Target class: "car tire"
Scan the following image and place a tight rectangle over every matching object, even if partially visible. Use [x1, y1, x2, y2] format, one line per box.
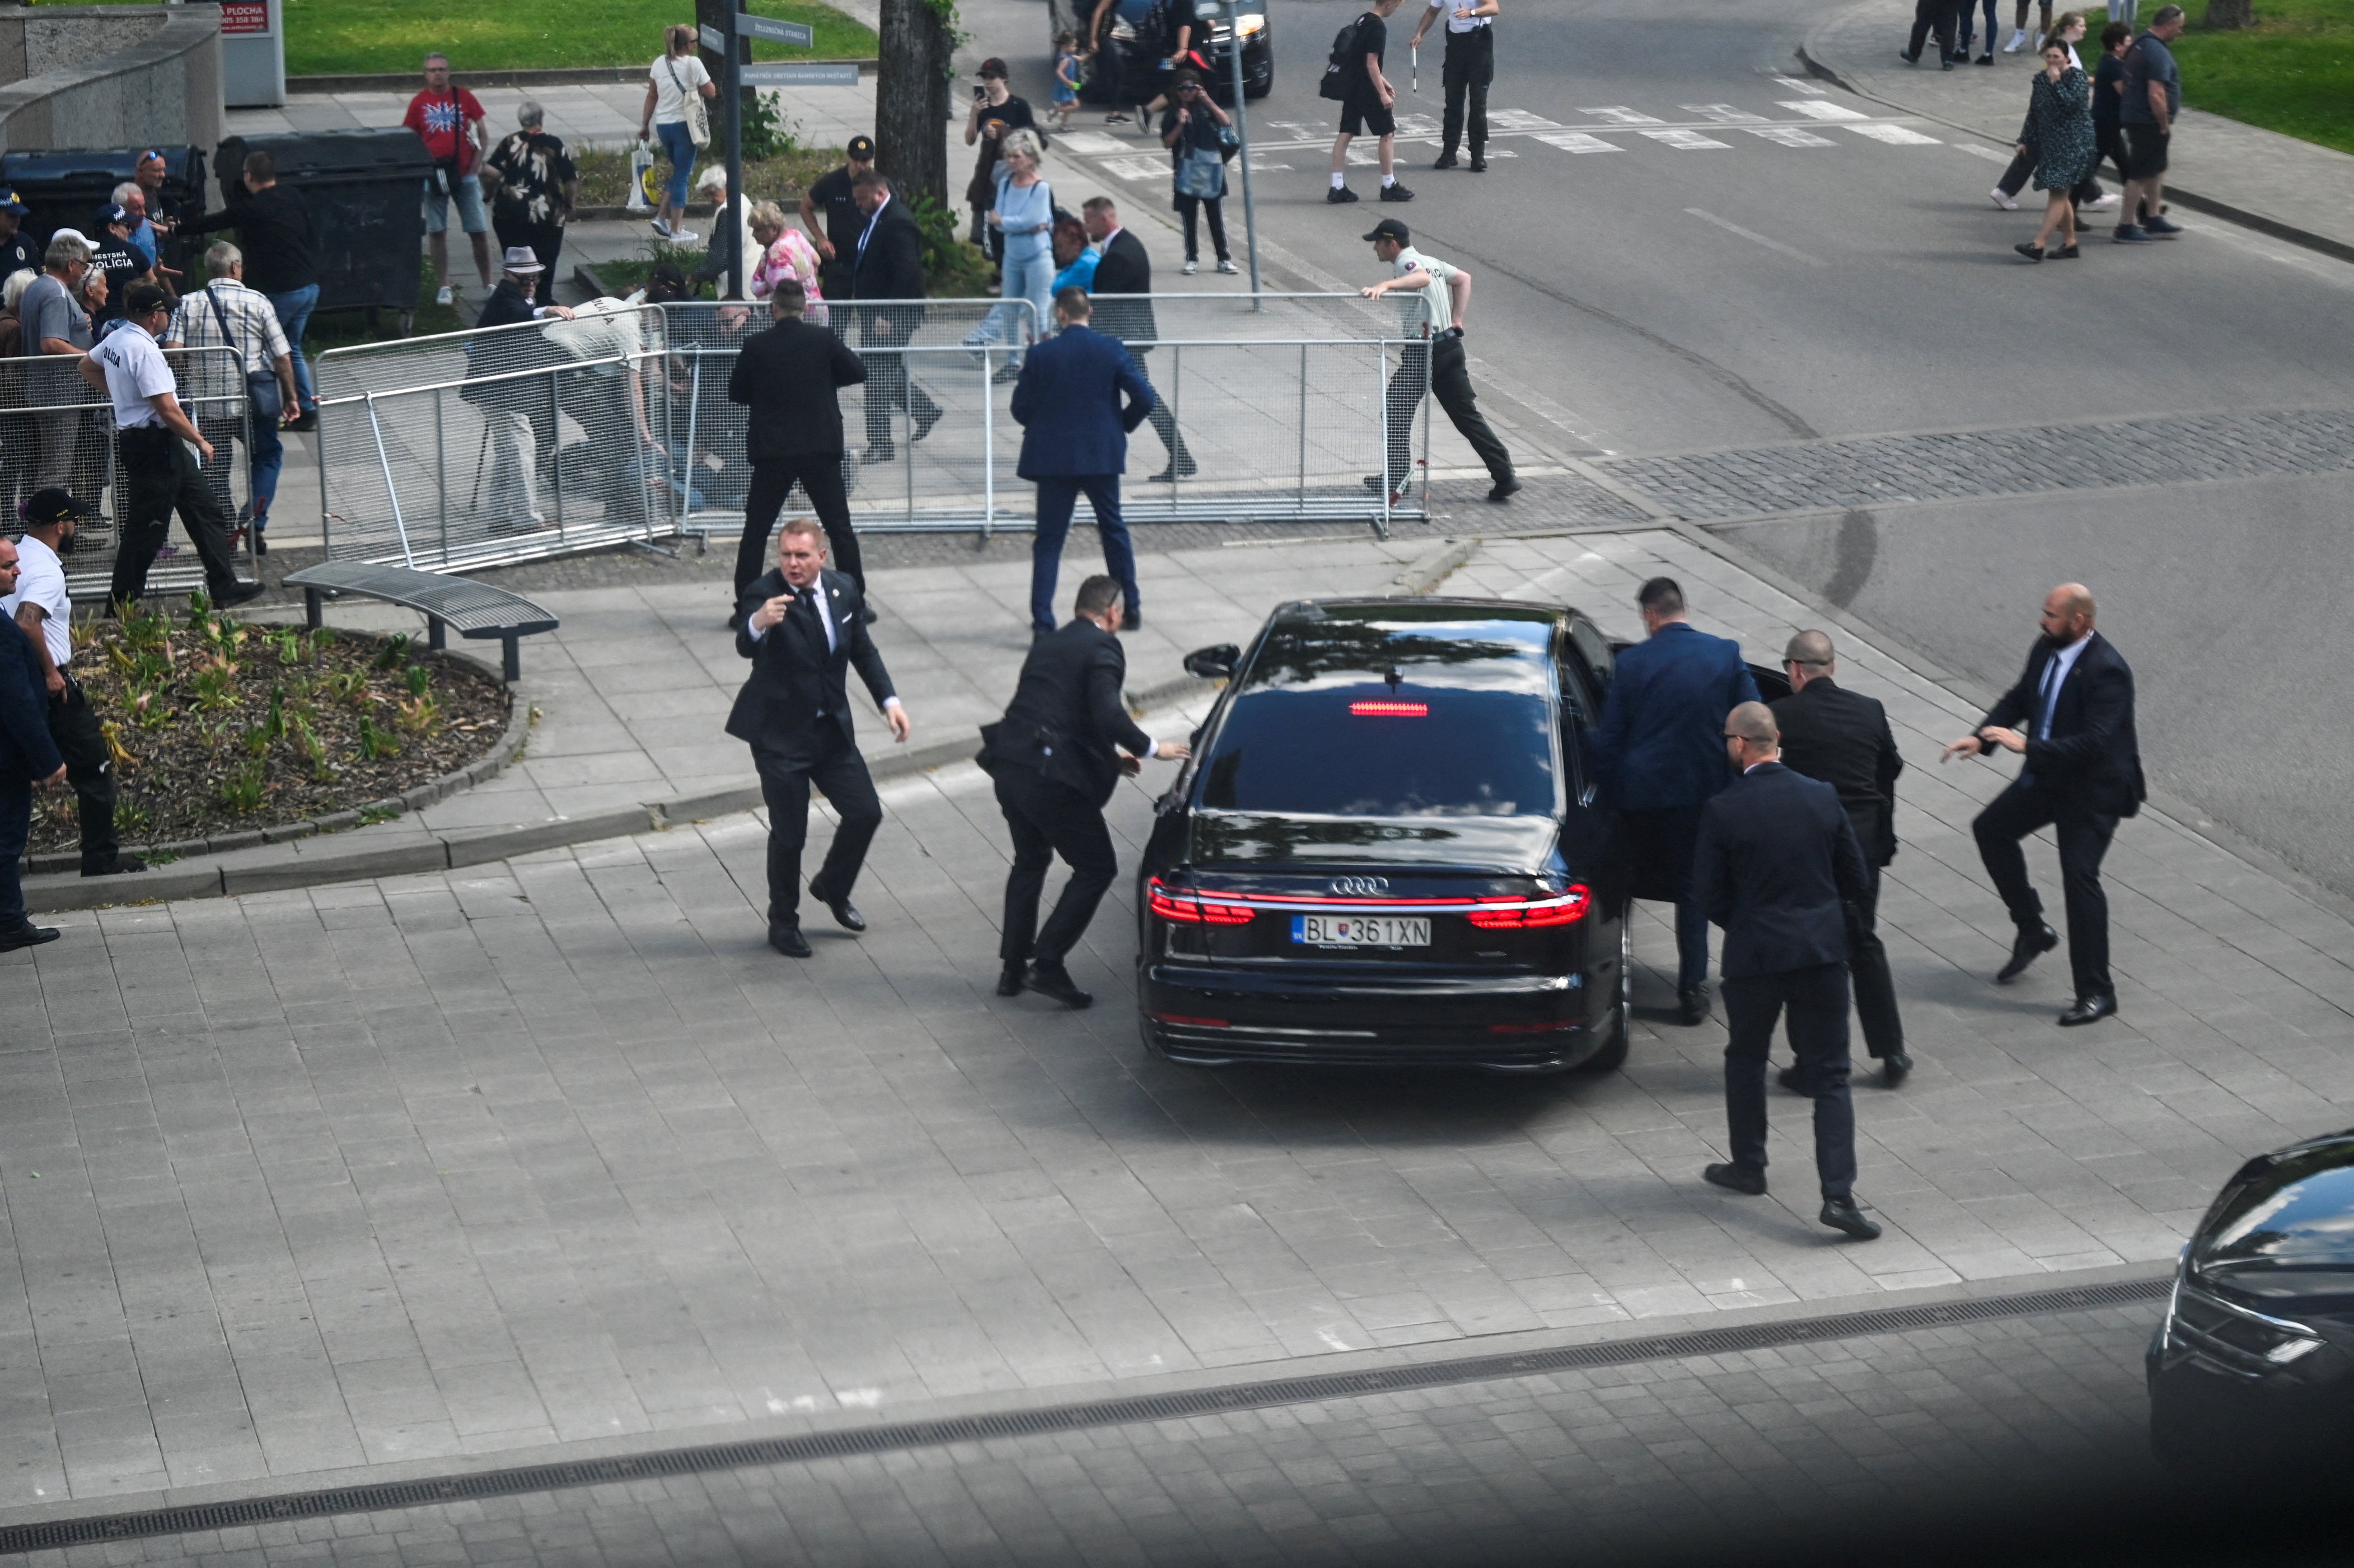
[1574, 910, 1632, 1074]
[1245, 72, 1272, 101]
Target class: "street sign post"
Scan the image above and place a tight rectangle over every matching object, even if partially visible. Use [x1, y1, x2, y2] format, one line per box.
[724, 7, 743, 298]
[1196, 0, 1264, 300]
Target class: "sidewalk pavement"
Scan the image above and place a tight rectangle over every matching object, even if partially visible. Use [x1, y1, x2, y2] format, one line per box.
[6, 523, 2352, 1513]
[1801, 0, 2354, 263]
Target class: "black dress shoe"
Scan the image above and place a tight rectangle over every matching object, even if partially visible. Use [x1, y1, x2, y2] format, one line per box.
[0, 924, 61, 952]
[1468, 156, 1487, 172]
[1996, 921, 2058, 982]
[864, 442, 895, 464]
[1821, 1195, 1882, 1239]
[2058, 994, 2117, 1027]
[1148, 460, 1199, 482]
[82, 854, 146, 878]
[912, 404, 942, 443]
[253, 529, 269, 558]
[214, 582, 266, 609]
[1678, 983, 1709, 1026]
[1777, 1064, 1815, 1096]
[769, 923, 812, 958]
[1120, 607, 1141, 631]
[859, 605, 878, 625]
[807, 878, 865, 932]
[996, 964, 1025, 998]
[1432, 151, 1458, 170]
[1703, 1162, 1767, 1196]
[1487, 475, 1521, 502]
[1024, 961, 1093, 1009]
[1882, 1050, 1912, 1087]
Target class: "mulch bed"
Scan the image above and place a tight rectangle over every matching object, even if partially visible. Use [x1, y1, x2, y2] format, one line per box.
[30, 598, 509, 855]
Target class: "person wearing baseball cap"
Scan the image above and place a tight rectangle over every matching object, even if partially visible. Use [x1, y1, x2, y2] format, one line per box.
[0, 190, 36, 280]
[801, 135, 876, 298]
[86, 203, 154, 327]
[1356, 216, 1517, 504]
[2, 489, 144, 879]
[963, 59, 1036, 255]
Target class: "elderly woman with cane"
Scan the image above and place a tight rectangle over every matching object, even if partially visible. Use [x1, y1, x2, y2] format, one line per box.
[2013, 39, 2094, 260]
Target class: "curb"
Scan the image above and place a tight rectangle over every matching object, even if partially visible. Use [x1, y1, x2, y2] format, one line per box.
[284, 63, 874, 93]
[1389, 537, 1480, 596]
[25, 673, 1215, 913]
[1791, 38, 2354, 270]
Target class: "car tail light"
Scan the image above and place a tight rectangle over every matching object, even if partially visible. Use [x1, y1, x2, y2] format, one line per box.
[1152, 1012, 1230, 1028]
[1487, 1021, 1573, 1035]
[1148, 877, 1255, 925]
[1464, 884, 1590, 928]
[1348, 700, 1428, 717]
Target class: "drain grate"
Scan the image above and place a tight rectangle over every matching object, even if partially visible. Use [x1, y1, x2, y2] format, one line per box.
[0, 1274, 2168, 1553]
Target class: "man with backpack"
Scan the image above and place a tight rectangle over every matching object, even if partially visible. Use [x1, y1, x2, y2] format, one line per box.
[1323, 0, 1414, 205]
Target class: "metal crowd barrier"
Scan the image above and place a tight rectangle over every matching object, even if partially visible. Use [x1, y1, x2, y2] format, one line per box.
[656, 292, 1432, 542]
[311, 305, 673, 572]
[0, 345, 258, 601]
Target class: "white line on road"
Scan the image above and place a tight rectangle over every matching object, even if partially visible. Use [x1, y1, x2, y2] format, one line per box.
[1579, 105, 1665, 124]
[1685, 208, 1827, 266]
[1642, 129, 1733, 149]
[1532, 132, 1623, 153]
[1780, 99, 1871, 120]
[1951, 142, 2016, 162]
[1683, 104, 1768, 123]
[1848, 123, 1944, 145]
[1744, 126, 1837, 147]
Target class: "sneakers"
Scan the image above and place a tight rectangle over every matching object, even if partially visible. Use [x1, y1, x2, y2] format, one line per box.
[1326, 185, 1360, 204]
[1181, 258, 1199, 275]
[1990, 186, 2018, 210]
[2144, 214, 2184, 237]
[434, 284, 455, 306]
[1379, 182, 1415, 202]
[2004, 27, 2028, 50]
[670, 228, 699, 244]
[650, 216, 674, 239]
[2084, 191, 2121, 209]
[2112, 224, 2152, 244]
[1216, 258, 1238, 274]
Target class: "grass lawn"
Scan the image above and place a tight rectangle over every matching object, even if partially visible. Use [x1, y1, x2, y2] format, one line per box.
[571, 146, 845, 208]
[2076, 1, 2354, 155]
[280, 0, 877, 76]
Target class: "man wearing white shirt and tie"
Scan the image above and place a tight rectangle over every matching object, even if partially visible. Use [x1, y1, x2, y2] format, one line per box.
[1409, 0, 1499, 172]
[725, 518, 913, 958]
[1942, 582, 2145, 1026]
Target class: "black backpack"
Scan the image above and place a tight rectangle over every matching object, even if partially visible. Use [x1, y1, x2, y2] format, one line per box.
[1319, 13, 1371, 101]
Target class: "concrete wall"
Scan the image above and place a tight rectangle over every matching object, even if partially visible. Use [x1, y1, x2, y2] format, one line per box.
[0, 5, 222, 157]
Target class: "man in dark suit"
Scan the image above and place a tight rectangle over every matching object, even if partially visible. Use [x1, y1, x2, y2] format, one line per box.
[725, 517, 914, 958]
[1693, 702, 1880, 1241]
[0, 537, 67, 952]
[1080, 196, 1194, 482]
[846, 170, 940, 461]
[1943, 582, 2144, 1026]
[1011, 288, 1156, 640]
[727, 280, 867, 614]
[1589, 577, 1761, 1024]
[1770, 629, 1911, 1087]
[980, 574, 1190, 1007]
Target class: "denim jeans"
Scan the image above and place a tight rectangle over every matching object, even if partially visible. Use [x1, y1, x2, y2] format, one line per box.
[968, 238, 1054, 368]
[656, 121, 699, 208]
[268, 283, 320, 411]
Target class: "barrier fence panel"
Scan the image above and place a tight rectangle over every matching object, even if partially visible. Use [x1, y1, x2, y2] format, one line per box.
[1, 347, 259, 602]
[654, 292, 1428, 541]
[312, 305, 674, 572]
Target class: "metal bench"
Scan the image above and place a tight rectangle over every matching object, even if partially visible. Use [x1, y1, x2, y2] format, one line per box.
[280, 563, 559, 683]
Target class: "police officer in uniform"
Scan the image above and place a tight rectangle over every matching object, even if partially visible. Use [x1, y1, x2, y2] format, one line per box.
[799, 134, 876, 301]
[1410, 0, 1499, 172]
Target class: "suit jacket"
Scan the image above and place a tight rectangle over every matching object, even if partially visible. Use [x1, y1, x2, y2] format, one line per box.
[0, 617, 63, 783]
[850, 196, 927, 302]
[1979, 631, 2145, 818]
[724, 568, 896, 756]
[474, 278, 542, 331]
[1693, 762, 1871, 981]
[728, 316, 865, 461]
[980, 617, 1155, 807]
[1589, 622, 1761, 811]
[1087, 227, 1158, 347]
[1011, 324, 1154, 480]
[1770, 676, 1903, 867]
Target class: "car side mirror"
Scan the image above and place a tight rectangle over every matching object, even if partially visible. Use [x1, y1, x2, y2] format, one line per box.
[1183, 643, 1240, 680]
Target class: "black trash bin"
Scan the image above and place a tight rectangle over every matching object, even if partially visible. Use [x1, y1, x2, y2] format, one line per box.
[213, 130, 430, 325]
[0, 145, 207, 266]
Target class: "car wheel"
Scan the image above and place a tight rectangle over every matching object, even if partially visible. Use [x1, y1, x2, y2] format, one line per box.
[1574, 910, 1631, 1074]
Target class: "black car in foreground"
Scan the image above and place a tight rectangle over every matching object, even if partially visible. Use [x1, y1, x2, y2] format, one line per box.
[2149, 1125, 2354, 1469]
[1136, 598, 1630, 1073]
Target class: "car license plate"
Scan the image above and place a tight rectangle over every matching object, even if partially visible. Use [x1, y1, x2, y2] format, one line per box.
[1292, 914, 1430, 947]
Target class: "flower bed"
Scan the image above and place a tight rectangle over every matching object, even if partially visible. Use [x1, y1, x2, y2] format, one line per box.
[32, 597, 510, 855]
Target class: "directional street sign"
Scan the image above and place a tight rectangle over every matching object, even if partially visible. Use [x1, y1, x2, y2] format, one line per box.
[738, 13, 816, 46]
[741, 62, 858, 86]
[699, 24, 724, 51]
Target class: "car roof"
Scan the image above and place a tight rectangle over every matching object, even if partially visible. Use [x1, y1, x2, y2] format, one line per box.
[1269, 597, 1580, 629]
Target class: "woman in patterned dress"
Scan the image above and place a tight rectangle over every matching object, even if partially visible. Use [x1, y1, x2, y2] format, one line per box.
[746, 201, 827, 324]
[2013, 41, 2095, 260]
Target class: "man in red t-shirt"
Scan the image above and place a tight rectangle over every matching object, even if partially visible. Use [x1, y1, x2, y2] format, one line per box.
[403, 52, 493, 302]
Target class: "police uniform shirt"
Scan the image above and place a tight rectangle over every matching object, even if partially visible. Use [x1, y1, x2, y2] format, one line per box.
[88, 319, 176, 429]
[0, 228, 37, 278]
[87, 236, 144, 324]
[1393, 244, 1459, 334]
[1426, 0, 1493, 33]
[805, 167, 866, 261]
[0, 535, 72, 671]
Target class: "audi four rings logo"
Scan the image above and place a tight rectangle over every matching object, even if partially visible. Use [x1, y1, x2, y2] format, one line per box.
[1330, 877, 1391, 896]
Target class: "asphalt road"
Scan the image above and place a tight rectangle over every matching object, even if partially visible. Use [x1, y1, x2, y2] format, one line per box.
[971, 0, 2354, 898]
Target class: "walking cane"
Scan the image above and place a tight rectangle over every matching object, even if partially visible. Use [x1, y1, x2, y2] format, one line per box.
[1411, 42, 1419, 94]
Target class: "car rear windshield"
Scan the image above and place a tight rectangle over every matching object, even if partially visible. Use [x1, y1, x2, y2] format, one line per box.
[2192, 1141, 2354, 1283]
[1197, 616, 1557, 818]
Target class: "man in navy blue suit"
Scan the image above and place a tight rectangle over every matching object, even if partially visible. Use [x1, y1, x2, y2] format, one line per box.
[0, 537, 68, 952]
[1010, 287, 1157, 640]
[1589, 576, 1761, 1024]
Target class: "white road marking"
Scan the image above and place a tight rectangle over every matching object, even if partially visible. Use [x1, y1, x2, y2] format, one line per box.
[1579, 105, 1665, 124]
[1098, 157, 1168, 181]
[1765, 73, 1828, 95]
[1684, 104, 1767, 123]
[1780, 99, 1871, 120]
[1055, 131, 1132, 155]
[1643, 129, 1733, 149]
[1394, 113, 1442, 135]
[1487, 108, 1565, 130]
[1848, 123, 1944, 144]
[1953, 142, 2016, 162]
[1686, 207, 1827, 266]
[1745, 126, 1837, 147]
[1532, 132, 1623, 153]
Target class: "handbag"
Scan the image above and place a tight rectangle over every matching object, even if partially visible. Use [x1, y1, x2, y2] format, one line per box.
[207, 285, 281, 423]
[626, 139, 657, 212]
[1217, 123, 1241, 162]
[1175, 145, 1224, 200]
[667, 56, 711, 148]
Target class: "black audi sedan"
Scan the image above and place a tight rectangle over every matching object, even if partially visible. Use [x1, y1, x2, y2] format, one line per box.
[1135, 598, 1630, 1073]
[2149, 1125, 2354, 1471]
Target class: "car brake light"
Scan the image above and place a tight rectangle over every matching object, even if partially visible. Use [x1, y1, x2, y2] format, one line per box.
[1488, 1021, 1572, 1034]
[1349, 700, 1428, 717]
[1152, 1012, 1231, 1028]
[1148, 876, 1255, 925]
[1464, 884, 1591, 929]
